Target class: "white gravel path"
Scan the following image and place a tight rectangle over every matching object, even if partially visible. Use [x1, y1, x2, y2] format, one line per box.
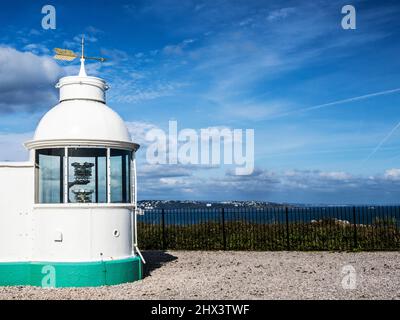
[0, 251, 399, 300]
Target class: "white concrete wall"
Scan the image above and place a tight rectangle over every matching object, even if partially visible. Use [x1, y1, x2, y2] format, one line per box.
[0, 163, 34, 262]
[0, 163, 134, 263]
[32, 207, 133, 262]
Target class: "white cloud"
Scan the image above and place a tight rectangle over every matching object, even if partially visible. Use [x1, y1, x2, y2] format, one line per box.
[267, 7, 296, 21]
[384, 168, 400, 181]
[109, 81, 187, 104]
[319, 172, 352, 181]
[227, 101, 290, 121]
[85, 26, 104, 35]
[0, 46, 63, 113]
[23, 43, 50, 55]
[73, 34, 98, 43]
[159, 178, 180, 185]
[163, 39, 196, 56]
[138, 166, 400, 204]
[126, 121, 160, 147]
[100, 48, 129, 63]
[130, 72, 145, 80]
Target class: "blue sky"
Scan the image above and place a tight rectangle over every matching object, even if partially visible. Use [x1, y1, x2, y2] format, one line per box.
[1, 0, 400, 204]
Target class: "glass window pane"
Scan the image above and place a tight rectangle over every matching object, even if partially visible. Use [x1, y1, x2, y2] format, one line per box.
[110, 149, 131, 203]
[68, 148, 107, 203]
[36, 148, 64, 204]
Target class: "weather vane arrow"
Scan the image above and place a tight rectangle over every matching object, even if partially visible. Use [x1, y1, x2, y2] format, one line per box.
[53, 35, 107, 62]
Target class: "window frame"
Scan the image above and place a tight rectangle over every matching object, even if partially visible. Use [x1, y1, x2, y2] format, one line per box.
[35, 148, 65, 204]
[66, 147, 108, 204]
[110, 148, 132, 204]
[35, 146, 134, 205]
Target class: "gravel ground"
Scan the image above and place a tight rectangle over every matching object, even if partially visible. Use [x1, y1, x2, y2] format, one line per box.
[0, 251, 399, 300]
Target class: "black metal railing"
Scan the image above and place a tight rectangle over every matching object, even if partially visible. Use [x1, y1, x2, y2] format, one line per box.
[137, 206, 400, 251]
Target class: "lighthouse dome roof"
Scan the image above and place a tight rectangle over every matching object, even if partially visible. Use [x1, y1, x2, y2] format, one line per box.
[25, 68, 138, 150]
[33, 97, 131, 143]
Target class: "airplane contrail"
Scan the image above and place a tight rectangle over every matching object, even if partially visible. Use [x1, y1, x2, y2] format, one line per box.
[363, 120, 400, 163]
[271, 87, 400, 162]
[276, 87, 400, 118]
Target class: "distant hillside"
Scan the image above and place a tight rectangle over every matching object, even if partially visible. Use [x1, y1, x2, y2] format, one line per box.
[137, 200, 288, 209]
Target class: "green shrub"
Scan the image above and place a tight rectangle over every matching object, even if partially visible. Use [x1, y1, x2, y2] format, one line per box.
[138, 219, 400, 251]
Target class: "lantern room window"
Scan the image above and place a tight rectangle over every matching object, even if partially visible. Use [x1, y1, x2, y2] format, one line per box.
[110, 149, 131, 204]
[68, 148, 107, 203]
[35, 147, 133, 205]
[36, 148, 65, 204]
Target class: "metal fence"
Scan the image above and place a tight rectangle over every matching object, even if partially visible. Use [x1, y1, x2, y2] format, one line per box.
[137, 206, 400, 251]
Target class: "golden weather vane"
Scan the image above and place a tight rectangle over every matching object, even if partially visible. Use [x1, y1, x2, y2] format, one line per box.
[53, 35, 106, 62]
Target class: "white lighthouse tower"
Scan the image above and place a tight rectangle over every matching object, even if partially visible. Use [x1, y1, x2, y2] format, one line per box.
[0, 40, 143, 287]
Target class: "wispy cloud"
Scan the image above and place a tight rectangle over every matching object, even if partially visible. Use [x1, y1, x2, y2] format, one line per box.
[158, 1, 398, 123]
[2, 1, 400, 204]
[266, 7, 296, 21]
[22, 43, 50, 55]
[109, 81, 188, 104]
[162, 39, 196, 56]
[273, 88, 400, 119]
[363, 120, 400, 162]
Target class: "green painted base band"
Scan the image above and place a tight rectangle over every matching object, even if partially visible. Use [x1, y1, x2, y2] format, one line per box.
[0, 256, 142, 288]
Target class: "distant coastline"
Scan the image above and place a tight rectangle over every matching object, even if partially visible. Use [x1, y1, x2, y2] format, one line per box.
[137, 200, 400, 210]
[137, 200, 287, 209]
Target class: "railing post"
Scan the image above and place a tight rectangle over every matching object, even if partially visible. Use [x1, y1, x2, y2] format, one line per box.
[161, 208, 166, 251]
[352, 206, 358, 249]
[221, 208, 227, 250]
[285, 207, 290, 250]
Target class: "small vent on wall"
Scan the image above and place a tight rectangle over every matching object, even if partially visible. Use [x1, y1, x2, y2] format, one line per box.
[54, 230, 63, 242]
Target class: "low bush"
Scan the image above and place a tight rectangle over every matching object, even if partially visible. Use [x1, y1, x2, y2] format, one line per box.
[138, 219, 400, 251]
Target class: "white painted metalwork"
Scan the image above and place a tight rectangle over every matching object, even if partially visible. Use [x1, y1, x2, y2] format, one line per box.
[0, 55, 142, 264]
[64, 147, 68, 204]
[107, 147, 111, 204]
